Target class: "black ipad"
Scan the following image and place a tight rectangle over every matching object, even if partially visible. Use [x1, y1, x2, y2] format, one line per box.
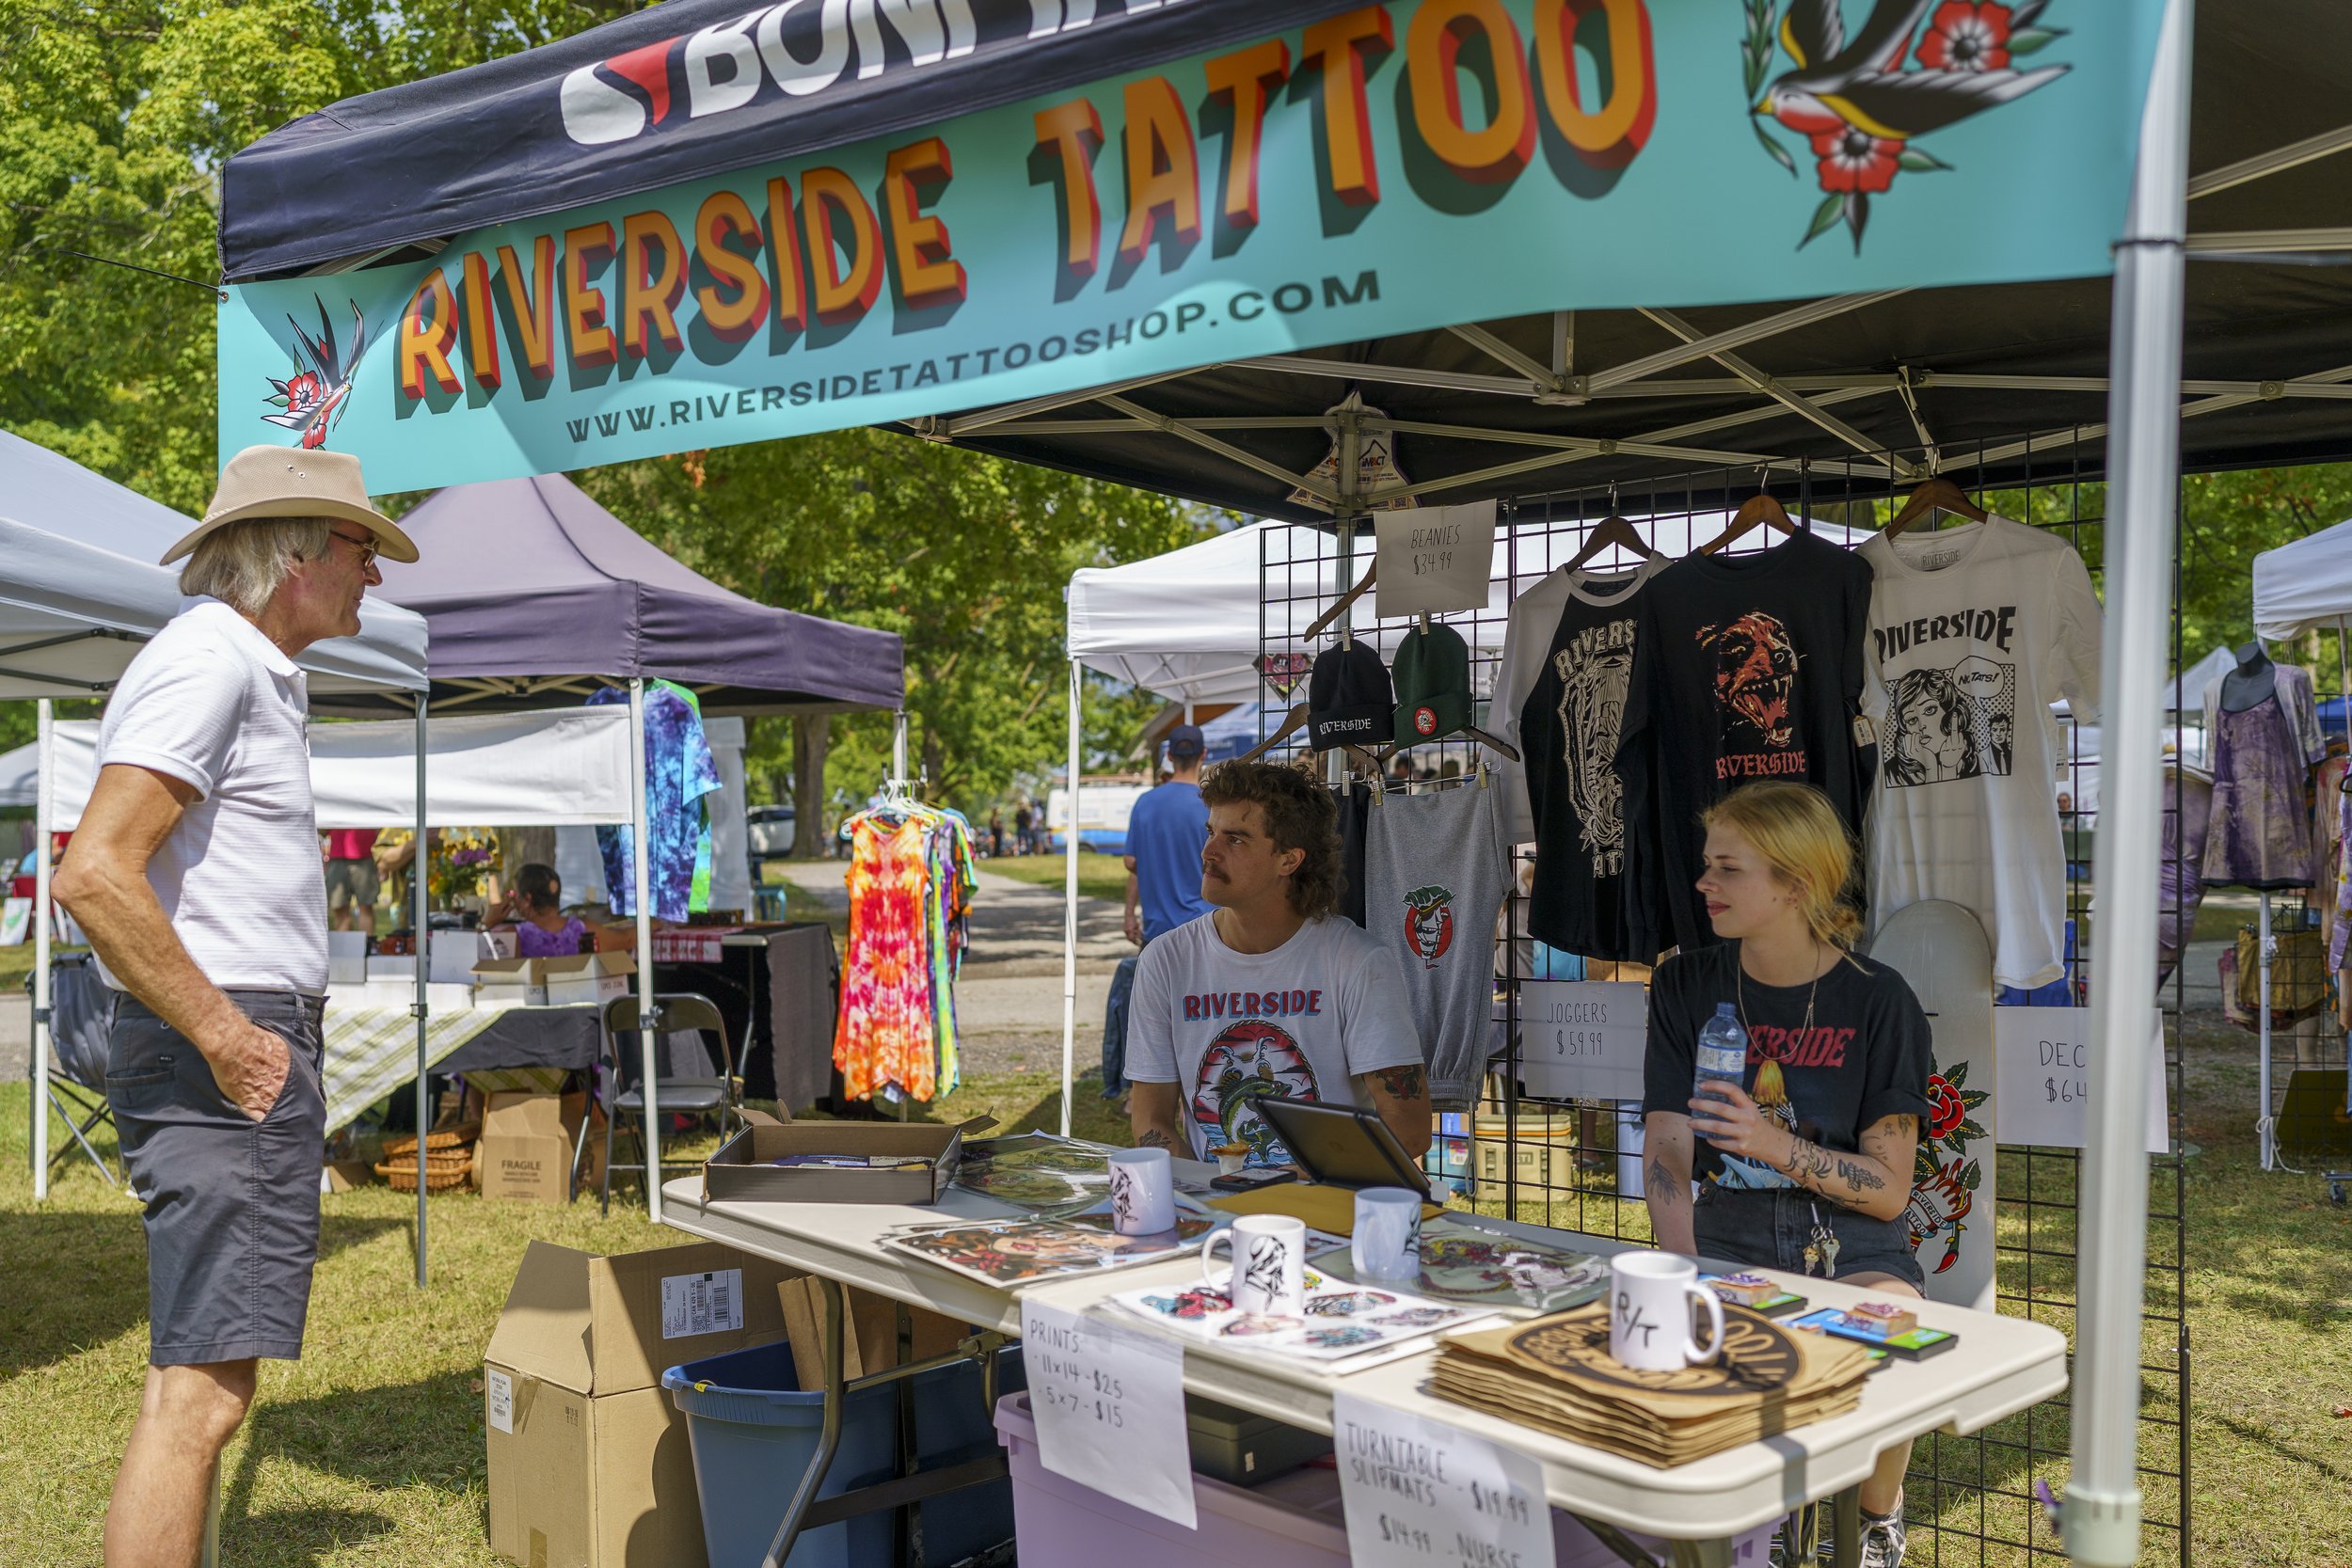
[1256, 1099, 1433, 1197]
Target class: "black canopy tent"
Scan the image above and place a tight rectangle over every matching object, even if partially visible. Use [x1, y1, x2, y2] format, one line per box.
[208, 0, 2269, 1559]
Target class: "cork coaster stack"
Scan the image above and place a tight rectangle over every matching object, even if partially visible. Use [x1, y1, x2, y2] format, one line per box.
[1430, 1302, 1872, 1467]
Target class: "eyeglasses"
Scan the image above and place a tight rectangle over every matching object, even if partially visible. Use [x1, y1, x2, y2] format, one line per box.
[327, 528, 378, 572]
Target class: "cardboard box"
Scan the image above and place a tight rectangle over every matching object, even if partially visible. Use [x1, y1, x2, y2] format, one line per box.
[369, 954, 416, 983]
[542, 951, 637, 1008]
[700, 1119, 987, 1206]
[429, 931, 494, 986]
[485, 1241, 799, 1568]
[775, 1277, 971, 1390]
[321, 1158, 376, 1193]
[480, 1092, 608, 1204]
[473, 957, 548, 1006]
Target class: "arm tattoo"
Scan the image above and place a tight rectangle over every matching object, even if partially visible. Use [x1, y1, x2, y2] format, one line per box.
[1370, 1063, 1426, 1101]
[1136, 1128, 1175, 1150]
[1646, 1158, 1683, 1204]
[1783, 1135, 1887, 1200]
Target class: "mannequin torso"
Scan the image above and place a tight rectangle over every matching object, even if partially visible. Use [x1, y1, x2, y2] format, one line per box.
[2219, 641, 2278, 712]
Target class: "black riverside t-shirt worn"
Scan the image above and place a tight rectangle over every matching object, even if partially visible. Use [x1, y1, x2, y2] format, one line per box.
[1616, 531, 1873, 952]
[1642, 942, 1932, 1187]
[1520, 572, 1656, 962]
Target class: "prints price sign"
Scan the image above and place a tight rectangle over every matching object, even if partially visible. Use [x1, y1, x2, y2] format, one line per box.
[1334, 1392, 1557, 1568]
[1020, 1299, 1196, 1528]
[1517, 982, 1647, 1101]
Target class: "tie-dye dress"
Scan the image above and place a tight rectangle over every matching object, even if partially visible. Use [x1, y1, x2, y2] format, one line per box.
[833, 814, 939, 1101]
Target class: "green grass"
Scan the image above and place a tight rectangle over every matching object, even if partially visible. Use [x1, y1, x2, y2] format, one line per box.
[980, 850, 1130, 905]
[2, 1037, 2344, 1566]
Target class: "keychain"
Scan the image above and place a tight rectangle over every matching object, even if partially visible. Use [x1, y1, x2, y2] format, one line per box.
[1805, 1205, 1839, 1277]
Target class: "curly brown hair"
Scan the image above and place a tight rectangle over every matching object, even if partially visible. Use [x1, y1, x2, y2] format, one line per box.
[1200, 760, 1344, 920]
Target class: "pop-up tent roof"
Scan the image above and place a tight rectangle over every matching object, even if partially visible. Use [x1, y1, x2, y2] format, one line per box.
[0, 429, 427, 698]
[337, 473, 902, 717]
[2252, 516, 2352, 642]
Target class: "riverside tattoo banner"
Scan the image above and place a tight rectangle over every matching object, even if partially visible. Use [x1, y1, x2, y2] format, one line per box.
[218, 0, 2164, 490]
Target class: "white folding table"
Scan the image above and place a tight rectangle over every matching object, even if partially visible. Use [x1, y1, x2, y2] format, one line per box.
[661, 1171, 2067, 1568]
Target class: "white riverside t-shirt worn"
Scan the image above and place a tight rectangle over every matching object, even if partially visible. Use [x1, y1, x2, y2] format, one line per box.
[1860, 516, 2103, 989]
[1126, 911, 1422, 1165]
[95, 597, 326, 994]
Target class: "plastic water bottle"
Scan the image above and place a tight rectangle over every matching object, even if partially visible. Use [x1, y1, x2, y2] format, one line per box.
[1692, 1004, 1748, 1146]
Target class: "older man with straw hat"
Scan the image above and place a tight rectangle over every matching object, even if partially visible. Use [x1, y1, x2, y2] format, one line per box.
[55, 446, 417, 1568]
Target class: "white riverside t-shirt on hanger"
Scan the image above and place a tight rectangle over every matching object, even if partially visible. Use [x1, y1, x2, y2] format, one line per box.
[1126, 911, 1422, 1166]
[1860, 515, 2103, 989]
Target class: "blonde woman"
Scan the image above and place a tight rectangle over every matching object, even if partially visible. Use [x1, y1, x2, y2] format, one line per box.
[1641, 781, 1931, 1568]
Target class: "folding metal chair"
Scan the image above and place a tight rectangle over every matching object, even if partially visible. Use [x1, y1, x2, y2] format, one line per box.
[594, 992, 743, 1215]
[27, 952, 119, 1186]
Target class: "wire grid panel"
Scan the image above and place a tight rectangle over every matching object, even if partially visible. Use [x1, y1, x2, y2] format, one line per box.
[1251, 451, 2190, 1568]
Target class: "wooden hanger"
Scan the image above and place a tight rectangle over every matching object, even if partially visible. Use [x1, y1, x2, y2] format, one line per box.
[1566, 488, 1663, 574]
[1232, 703, 1310, 765]
[1883, 476, 1988, 538]
[1697, 486, 1797, 555]
[1302, 564, 1376, 640]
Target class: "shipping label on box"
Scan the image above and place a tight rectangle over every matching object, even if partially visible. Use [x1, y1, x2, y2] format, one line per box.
[660, 1270, 743, 1339]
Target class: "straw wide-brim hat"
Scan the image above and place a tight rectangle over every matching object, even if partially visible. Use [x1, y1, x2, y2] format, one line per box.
[160, 445, 420, 566]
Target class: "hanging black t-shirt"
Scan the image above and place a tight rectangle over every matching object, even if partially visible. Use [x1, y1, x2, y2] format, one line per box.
[1519, 569, 1659, 962]
[1641, 942, 1932, 1186]
[1615, 531, 1873, 952]
[1336, 782, 1371, 927]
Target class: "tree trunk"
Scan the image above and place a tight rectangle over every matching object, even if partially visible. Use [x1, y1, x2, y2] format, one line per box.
[791, 712, 831, 859]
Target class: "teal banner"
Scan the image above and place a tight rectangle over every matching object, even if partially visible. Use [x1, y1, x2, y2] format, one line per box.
[219, 0, 2159, 491]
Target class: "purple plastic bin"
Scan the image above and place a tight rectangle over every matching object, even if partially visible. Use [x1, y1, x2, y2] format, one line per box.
[993, 1393, 1778, 1568]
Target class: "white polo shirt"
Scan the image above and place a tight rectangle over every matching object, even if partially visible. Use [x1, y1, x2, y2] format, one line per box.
[95, 597, 326, 994]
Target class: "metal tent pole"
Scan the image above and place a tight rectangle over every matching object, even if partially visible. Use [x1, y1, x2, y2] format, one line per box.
[413, 697, 430, 1287]
[2258, 892, 2275, 1170]
[2068, 1, 2192, 1562]
[628, 677, 661, 1223]
[1061, 664, 1081, 1137]
[31, 698, 53, 1199]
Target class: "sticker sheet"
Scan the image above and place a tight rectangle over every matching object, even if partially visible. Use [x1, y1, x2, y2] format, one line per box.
[1110, 1269, 1496, 1368]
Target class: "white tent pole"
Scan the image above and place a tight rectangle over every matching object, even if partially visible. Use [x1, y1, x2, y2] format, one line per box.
[628, 677, 660, 1222]
[31, 698, 53, 1199]
[2069, 1, 2191, 1564]
[413, 696, 430, 1288]
[1061, 660, 1080, 1137]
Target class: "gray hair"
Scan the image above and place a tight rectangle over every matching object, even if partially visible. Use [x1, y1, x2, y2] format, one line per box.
[178, 517, 334, 616]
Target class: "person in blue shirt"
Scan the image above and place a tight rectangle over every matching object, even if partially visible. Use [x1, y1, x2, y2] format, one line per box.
[1102, 725, 1213, 1102]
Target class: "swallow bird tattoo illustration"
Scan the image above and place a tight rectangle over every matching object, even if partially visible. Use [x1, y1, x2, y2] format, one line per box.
[262, 294, 370, 450]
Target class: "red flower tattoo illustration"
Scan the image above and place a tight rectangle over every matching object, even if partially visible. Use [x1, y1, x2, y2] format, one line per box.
[1918, 1, 2014, 72]
[1812, 128, 1906, 194]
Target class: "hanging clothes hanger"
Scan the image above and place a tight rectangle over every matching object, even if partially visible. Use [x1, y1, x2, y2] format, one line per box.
[1697, 477, 1797, 555]
[1883, 475, 1989, 538]
[1302, 563, 1376, 641]
[1232, 704, 1311, 765]
[1565, 485, 1663, 574]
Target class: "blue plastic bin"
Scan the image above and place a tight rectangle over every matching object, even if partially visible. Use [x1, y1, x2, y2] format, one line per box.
[662, 1338, 1025, 1568]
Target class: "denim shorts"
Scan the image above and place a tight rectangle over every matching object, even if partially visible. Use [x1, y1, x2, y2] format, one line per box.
[105, 990, 327, 1366]
[1692, 1182, 1925, 1291]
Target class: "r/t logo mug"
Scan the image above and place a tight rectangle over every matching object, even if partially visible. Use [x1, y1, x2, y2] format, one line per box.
[1608, 1250, 1724, 1371]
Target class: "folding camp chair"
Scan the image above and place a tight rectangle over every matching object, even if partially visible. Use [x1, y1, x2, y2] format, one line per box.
[26, 952, 119, 1186]
[594, 992, 743, 1215]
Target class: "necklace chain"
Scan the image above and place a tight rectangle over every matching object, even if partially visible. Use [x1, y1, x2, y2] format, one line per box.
[1736, 940, 1821, 1046]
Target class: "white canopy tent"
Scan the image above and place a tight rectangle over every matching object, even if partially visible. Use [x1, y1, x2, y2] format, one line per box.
[1053, 511, 1874, 1132]
[1, 431, 434, 1261]
[2253, 515, 2352, 645]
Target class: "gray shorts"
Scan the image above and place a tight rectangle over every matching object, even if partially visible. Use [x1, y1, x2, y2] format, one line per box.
[105, 990, 328, 1366]
[325, 856, 379, 911]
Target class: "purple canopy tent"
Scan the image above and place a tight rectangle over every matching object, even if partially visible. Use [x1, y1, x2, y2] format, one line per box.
[333, 473, 903, 1225]
[332, 472, 902, 717]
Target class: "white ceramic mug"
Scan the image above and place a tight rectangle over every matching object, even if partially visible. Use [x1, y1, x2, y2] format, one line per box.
[1107, 1147, 1176, 1235]
[1351, 1187, 1422, 1282]
[1608, 1250, 1725, 1371]
[1200, 1214, 1307, 1317]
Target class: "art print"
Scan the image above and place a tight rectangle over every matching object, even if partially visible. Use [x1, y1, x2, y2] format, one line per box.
[882, 1214, 1202, 1288]
[1110, 1276, 1492, 1369]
